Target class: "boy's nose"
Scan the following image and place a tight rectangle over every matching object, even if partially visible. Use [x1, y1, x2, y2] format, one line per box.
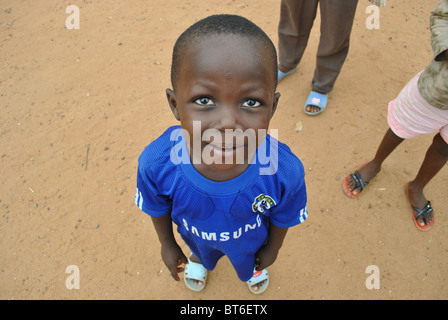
[214, 106, 240, 131]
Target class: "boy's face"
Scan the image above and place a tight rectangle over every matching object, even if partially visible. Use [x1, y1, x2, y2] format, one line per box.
[167, 34, 280, 180]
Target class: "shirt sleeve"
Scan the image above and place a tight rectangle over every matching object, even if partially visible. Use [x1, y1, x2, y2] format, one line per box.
[135, 164, 172, 217]
[269, 157, 308, 228]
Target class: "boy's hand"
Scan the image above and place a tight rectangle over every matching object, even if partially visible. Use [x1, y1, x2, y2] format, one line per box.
[161, 243, 188, 281]
[255, 244, 279, 271]
[255, 223, 288, 271]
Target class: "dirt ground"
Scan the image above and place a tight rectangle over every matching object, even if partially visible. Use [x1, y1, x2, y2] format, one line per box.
[1, 0, 447, 300]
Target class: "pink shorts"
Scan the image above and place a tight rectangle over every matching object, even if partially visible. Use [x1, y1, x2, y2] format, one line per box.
[387, 71, 448, 144]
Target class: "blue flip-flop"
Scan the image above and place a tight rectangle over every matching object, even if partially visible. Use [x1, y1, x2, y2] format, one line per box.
[304, 91, 328, 116]
[278, 67, 298, 82]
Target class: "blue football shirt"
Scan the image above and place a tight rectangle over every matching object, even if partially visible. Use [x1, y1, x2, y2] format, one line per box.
[135, 126, 308, 281]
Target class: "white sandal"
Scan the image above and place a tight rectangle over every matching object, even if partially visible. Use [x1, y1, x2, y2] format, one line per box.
[247, 268, 269, 294]
[184, 257, 207, 292]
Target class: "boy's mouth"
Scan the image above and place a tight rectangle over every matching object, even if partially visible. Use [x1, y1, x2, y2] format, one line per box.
[206, 143, 245, 157]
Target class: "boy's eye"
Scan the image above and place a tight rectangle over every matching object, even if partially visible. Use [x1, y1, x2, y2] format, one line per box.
[195, 97, 214, 106]
[242, 99, 261, 108]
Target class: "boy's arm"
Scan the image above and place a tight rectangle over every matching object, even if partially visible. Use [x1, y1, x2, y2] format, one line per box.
[255, 223, 288, 271]
[151, 214, 188, 281]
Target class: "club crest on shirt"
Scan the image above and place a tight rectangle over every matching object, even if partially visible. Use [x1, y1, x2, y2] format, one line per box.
[252, 194, 276, 214]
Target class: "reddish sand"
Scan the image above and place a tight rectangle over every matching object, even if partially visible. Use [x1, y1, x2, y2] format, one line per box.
[1, 0, 447, 300]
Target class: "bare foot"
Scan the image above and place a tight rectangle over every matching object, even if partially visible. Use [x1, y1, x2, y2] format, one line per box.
[250, 279, 267, 292]
[305, 104, 322, 113]
[304, 91, 328, 114]
[346, 161, 381, 196]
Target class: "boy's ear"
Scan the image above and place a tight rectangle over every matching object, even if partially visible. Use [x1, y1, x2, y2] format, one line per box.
[271, 92, 281, 118]
[166, 88, 180, 121]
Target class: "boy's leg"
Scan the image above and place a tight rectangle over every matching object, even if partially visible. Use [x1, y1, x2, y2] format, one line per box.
[346, 128, 404, 195]
[407, 133, 448, 227]
[278, 0, 319, 73]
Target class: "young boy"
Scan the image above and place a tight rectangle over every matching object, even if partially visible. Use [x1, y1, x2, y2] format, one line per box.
[135, 15, 308, 294]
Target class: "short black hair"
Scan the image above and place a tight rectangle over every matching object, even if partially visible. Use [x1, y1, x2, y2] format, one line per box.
[170, 14, 278, 90]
